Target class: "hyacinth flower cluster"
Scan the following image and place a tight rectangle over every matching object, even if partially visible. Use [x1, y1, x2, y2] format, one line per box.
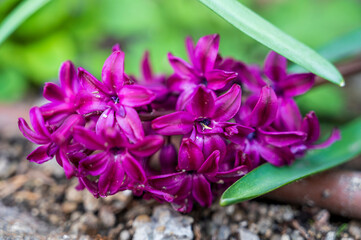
[19, 34, 340, 213]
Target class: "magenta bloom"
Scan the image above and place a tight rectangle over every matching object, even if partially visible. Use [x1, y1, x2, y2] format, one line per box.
[149, 138, 221, 212]
[78, 50, 155, 142]
[167, 34, 238, 110]
[18, 35, 340, 213]
[236, 86, 307, 166]
[152, 84, 252, 137]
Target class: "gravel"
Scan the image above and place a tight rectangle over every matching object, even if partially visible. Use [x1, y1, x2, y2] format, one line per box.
[0, 136, 360, 239]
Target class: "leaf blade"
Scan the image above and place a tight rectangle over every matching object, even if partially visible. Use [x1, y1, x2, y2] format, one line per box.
[198, 0, 344, 86]
[289, 28, 361, 73]
[0, 0, 50, 46]
[220, 117, 361, 206]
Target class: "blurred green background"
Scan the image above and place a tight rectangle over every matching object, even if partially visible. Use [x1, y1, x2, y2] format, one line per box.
[0, 0, 361, 123]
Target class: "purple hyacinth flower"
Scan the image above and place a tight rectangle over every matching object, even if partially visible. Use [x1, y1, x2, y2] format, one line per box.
[264, 51, 315, 98]
[236, 86, 307, 166]
[229, 51, 315, 98]
[290, 111, 341, 156]
[152, 84, 252, 137]
[18, 107, 84, 167]
[149, 138, 221, 212]
[40, 61, 86, 124]
[137, 51, 169, 102]
[159, 142, 178, 173]
[73, 125, 166, 198]
[167, 34, 238, 110]
[78, 50, 156, 142]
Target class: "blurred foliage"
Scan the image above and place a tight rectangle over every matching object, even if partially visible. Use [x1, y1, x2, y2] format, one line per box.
[0, 0, 360, 116]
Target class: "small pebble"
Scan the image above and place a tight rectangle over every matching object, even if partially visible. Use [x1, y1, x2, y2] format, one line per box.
[62, 202, 78, 214]
[239, 228, 260, 240]
[83, 191, 100, 212]
[325, 231, 336, 240]
[119, 230, 131, 240]
[99, 206, 116, 228]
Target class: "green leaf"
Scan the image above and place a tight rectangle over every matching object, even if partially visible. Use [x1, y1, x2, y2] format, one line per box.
[220, 117, 361, 206]
[0, 0, 50, 46]
[289, 28, 361, 72]
[198, 0, 344, 86]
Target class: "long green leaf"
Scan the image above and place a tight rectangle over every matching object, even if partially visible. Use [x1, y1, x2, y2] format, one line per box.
[220, 117, 361, 206]
[289, 28, 361, 72]
[0, 0, 50, 46]
[198, 0, 344, 86]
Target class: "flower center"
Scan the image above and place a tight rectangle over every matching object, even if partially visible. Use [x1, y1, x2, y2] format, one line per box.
[246, 132, 256, 141]
[271, 84, 283, 96]
[197, 118, 212, 130]
[111, 95, 120, 103]
[200, 76, 208, 86]
[110, 147, 122, 155]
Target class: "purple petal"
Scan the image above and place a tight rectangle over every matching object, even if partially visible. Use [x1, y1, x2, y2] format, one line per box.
[194, 34, 219, 73]
[216, 165, 249, 181]
[73, 126, 106, 150]
[128, 135, 164, 157]
[237, 63, 266, 92]
[258, 144, 293, 166]
[151, 111, 194, 135]
[311, 128, 341, 149]
[205, 70, 237, 90]
[159, 143, 178, 173]
[192, 174, 212, 207]
[79, 177, 99, 197]
[141, 51, 153, 82]
[145, 186, 174, 202]
[168, 53, 195, 77]
[56, 149, 75, 179]
[178, 138, 204, 171]
[52, 114, 85, 145]
[249, 86, 278, 128]
[112, 44, 120, 52]
[185, 36, 195, 66]
[175, 88, 197, 111]
[18, 118, 49, 144]
[302, 111, 320, 143]
[244, 142, 261, 169]
[202, 134, 227, 160]
[259, 128, 307, 147]
[43, 82, 66, 102]
[29, 107, 50, 138]
[102, 51, 125, 92]
[78, 67, 110, 96]
[221, 122, 254, 144]
[59, 61, 79, 96]
[116, 106, 144, 142]
[198, 150, 220, 174]
[213, 84, 242, 121]
[279, 73, 315, 97]
[27, 144, 53, 164]
[148, 172, 187, 196]
[77, 93, 108, 114]
[264, 51, 287, 82]
[186, 86, 215, 118]
[118, 85, 155, 107]
[98, 159, 125, 197]
[79, 152, 109, 176]
[40, 102, 72, 123]
[122, 153, 147, 183]
[96, 108, 115, 134]
[274, 98, 302, 131]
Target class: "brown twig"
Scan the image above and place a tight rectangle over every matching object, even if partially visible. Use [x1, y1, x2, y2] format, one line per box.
[265, 170, 361, 219]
